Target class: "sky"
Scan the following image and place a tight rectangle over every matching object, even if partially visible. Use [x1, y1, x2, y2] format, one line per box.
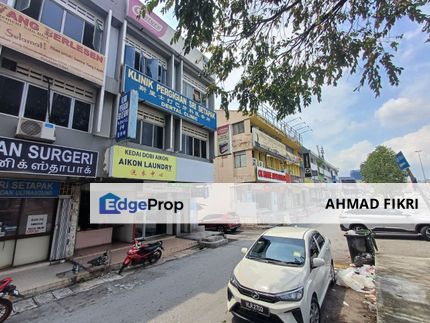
[154, 8, 430, 181]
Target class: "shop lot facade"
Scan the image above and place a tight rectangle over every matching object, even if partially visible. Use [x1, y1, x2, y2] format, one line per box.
[0, 0, 215, 269]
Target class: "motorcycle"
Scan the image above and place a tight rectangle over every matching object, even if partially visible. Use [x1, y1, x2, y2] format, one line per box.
[118, 238, 164, 275]
[0, 277, 22, 322]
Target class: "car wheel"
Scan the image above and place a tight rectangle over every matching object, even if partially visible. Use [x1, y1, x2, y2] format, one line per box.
[217, 225, 225, 233]
[420, 226, 430, 241]
[330, 260, 336, 285]
[310, 296, 320, 323]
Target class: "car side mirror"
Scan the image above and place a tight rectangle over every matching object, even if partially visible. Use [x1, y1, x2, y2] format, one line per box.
[241, 248, 248, 254]
[312, 258, 325, 268]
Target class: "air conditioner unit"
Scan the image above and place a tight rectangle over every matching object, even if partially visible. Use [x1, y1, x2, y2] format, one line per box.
[16, 117, 56, 143]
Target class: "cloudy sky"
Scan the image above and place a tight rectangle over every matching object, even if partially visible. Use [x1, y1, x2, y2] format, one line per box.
[156, 9, 430, 180]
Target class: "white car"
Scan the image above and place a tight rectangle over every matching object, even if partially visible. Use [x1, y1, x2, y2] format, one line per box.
[227, 226, 335, 323]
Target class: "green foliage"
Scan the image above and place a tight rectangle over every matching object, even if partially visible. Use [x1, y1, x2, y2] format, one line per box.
[360, 146, 407, 183]
[141, 0, 430, 119]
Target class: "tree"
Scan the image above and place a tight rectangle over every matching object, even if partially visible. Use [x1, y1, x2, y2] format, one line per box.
[360, 146, 406, 183]
[141, 0, 430, 119]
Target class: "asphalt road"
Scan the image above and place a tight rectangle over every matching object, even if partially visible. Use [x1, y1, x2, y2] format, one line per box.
[9, 228, 378, 323]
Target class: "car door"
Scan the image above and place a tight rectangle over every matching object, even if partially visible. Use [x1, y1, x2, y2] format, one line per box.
[314, 232, 331, 299]
[308, 232, 325, 304]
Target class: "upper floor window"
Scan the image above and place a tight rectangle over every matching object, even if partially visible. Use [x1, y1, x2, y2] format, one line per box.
[232, 121, 245, 135]
[0, 74, 92, 132]
[15, 0, 102, 52]
[124, 45, 167, 85]
[131, 120, 164, 149]
[234, 151, 246, 168]
[183, 81, 207, 106]
[181, 134, 207, 159]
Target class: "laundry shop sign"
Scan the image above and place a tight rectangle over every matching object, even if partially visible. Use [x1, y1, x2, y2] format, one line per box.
[0, 137, 98, 177]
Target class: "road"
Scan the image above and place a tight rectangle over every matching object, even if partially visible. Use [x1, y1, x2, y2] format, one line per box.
[12, 226, 425, 323]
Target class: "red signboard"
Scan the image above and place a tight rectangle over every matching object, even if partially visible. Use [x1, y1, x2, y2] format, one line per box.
[256, 166, 290, 183]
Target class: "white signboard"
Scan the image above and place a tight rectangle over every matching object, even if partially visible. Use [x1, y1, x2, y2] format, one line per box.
[25, 214, 48, 235]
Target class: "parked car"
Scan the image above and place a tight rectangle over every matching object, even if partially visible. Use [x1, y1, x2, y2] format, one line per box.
[227, 226, 335, 323]
[339, 209, 430, 241]
[199, 212, 241, 233]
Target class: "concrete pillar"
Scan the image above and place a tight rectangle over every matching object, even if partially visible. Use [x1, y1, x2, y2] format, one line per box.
[65, 184, 81, 258]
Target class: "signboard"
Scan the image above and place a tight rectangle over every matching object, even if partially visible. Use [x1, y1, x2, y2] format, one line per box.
[396, 151, 410, 171]
[0, 137, 98, 177]
[303, 152, 312, 178]
[25, 214, 48, 235]
[253, 128, 287, 157]
[116, 90, 139, 141]
[110, 145, 176, 181]
[216, 125, 231, 155]
[0, 179, 60, 198]
[123, 65, 216, 130]
[0, 4, 105, 85]
[256, 166, 288, 183]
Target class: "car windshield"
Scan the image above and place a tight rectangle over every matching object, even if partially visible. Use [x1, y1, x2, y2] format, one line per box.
[247, 235, 306, 266]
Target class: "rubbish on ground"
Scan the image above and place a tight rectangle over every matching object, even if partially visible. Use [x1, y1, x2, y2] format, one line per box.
[336, 265, 375, 292]
[343, 301, 349, 307]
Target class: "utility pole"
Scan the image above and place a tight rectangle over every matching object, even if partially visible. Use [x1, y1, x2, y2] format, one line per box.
[415, 150, 427, 182]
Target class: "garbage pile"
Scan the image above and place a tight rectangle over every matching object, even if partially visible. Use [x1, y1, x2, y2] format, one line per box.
[336, 265, 375, 293]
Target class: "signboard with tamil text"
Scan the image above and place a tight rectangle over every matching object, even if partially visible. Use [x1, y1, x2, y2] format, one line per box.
[123, 65, 216, 130]
[110, 145, 176, 181]
[0, 3, 105, 85]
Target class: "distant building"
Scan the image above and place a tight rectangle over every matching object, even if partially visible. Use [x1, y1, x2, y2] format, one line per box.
[300, 148, 339, 183]
[339, 177, 357, 183]
[350, 170, 363, 182]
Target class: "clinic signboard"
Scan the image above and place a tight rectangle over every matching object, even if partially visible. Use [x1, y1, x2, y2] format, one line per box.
[116, 90, 138, 141]
[256, 166, 290, 183]
[0, 137, 98, 177]
[0, 179, 60, 198]
[123, 65, 216, 130]
[110, 145, 176, 181]
[0, 3, 105, 85]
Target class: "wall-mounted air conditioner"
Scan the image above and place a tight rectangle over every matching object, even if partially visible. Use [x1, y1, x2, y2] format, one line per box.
[16, 117, 56, 143]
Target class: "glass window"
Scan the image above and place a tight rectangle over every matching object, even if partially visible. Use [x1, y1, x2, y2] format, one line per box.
[142, 122, 153, 146]
[0, 75, 23, 116]
[201, 140, 207, 159]
[0, 199, 21, 238]
[63, 12, 84, 42]
[234, 151, 246, 168]
[16, 0, 42, 20]
[134, 51, 141, 71]
[247, 236, 305, 266]
[193, 138, 200, 157]
[40, 0, 63, 31]
[309, 236, 319, 260]
[82, 22, 101, 52]
[232, 121, 245, 135]
[72, 100, 91, 131]
[24, 85, 48, 121]
[187, 136, 193, 156]
[50, 93, 71, 127]
[17, 198, 57, 236]
[314, 232, 325, 250]
[154, 125, 163, 149]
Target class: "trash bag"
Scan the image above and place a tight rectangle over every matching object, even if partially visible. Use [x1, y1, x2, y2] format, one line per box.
[336, 266, 375, 292]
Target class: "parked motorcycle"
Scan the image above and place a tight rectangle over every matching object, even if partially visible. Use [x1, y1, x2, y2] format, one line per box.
[0, 277, 22, 322]
[118, 238, 164, 274]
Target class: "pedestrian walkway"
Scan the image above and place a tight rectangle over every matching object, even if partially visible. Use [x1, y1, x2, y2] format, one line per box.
[376, 241, 430, 323]
[0, 236, 198, 297]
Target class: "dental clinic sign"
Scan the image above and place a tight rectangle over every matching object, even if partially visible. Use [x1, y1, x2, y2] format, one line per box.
[0, 137, 98, 177]
[123, 65, 216, 130]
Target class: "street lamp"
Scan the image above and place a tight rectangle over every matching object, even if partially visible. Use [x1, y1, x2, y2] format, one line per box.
[415, 150, 427, 182]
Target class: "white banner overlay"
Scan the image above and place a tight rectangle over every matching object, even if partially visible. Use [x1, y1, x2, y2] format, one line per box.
[90, 183, 430, 225]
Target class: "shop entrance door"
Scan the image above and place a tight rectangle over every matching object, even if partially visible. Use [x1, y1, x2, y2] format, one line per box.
[50, 197, 72, 261]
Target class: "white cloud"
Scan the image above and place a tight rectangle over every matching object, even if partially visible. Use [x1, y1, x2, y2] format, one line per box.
[383, 124, 430, 181]
[332, 140, 374, 176]
[375, 97, 430, 127]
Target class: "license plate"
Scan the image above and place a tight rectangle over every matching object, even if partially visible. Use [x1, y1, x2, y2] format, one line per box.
[241, 300, 270, 316]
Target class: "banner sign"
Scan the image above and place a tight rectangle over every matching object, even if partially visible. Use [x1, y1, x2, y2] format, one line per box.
[0, 137, 98, 177]
[253, 128, 286, 157]
[216, 125, 231, 155]
[110, 145, 176, 181]
[123, 65, 216, 130]
[396, 151, 410, 171]
[0, 179, 60, 198]
[256, 166, 289, 183]
[0, 3, 105, 85]
[303, 152, 312, 178]
[116, 90, 138, 141]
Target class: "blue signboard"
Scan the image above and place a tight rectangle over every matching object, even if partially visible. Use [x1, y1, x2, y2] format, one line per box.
[0, 179, 60, 198]
[396, 151, 410, 171]
[116, 90, 138, 141]
[123, 65, 216, 130]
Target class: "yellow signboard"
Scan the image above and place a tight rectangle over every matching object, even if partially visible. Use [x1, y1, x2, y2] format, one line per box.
[0, 4, 105, 85]
[110, 146, 176, 181]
